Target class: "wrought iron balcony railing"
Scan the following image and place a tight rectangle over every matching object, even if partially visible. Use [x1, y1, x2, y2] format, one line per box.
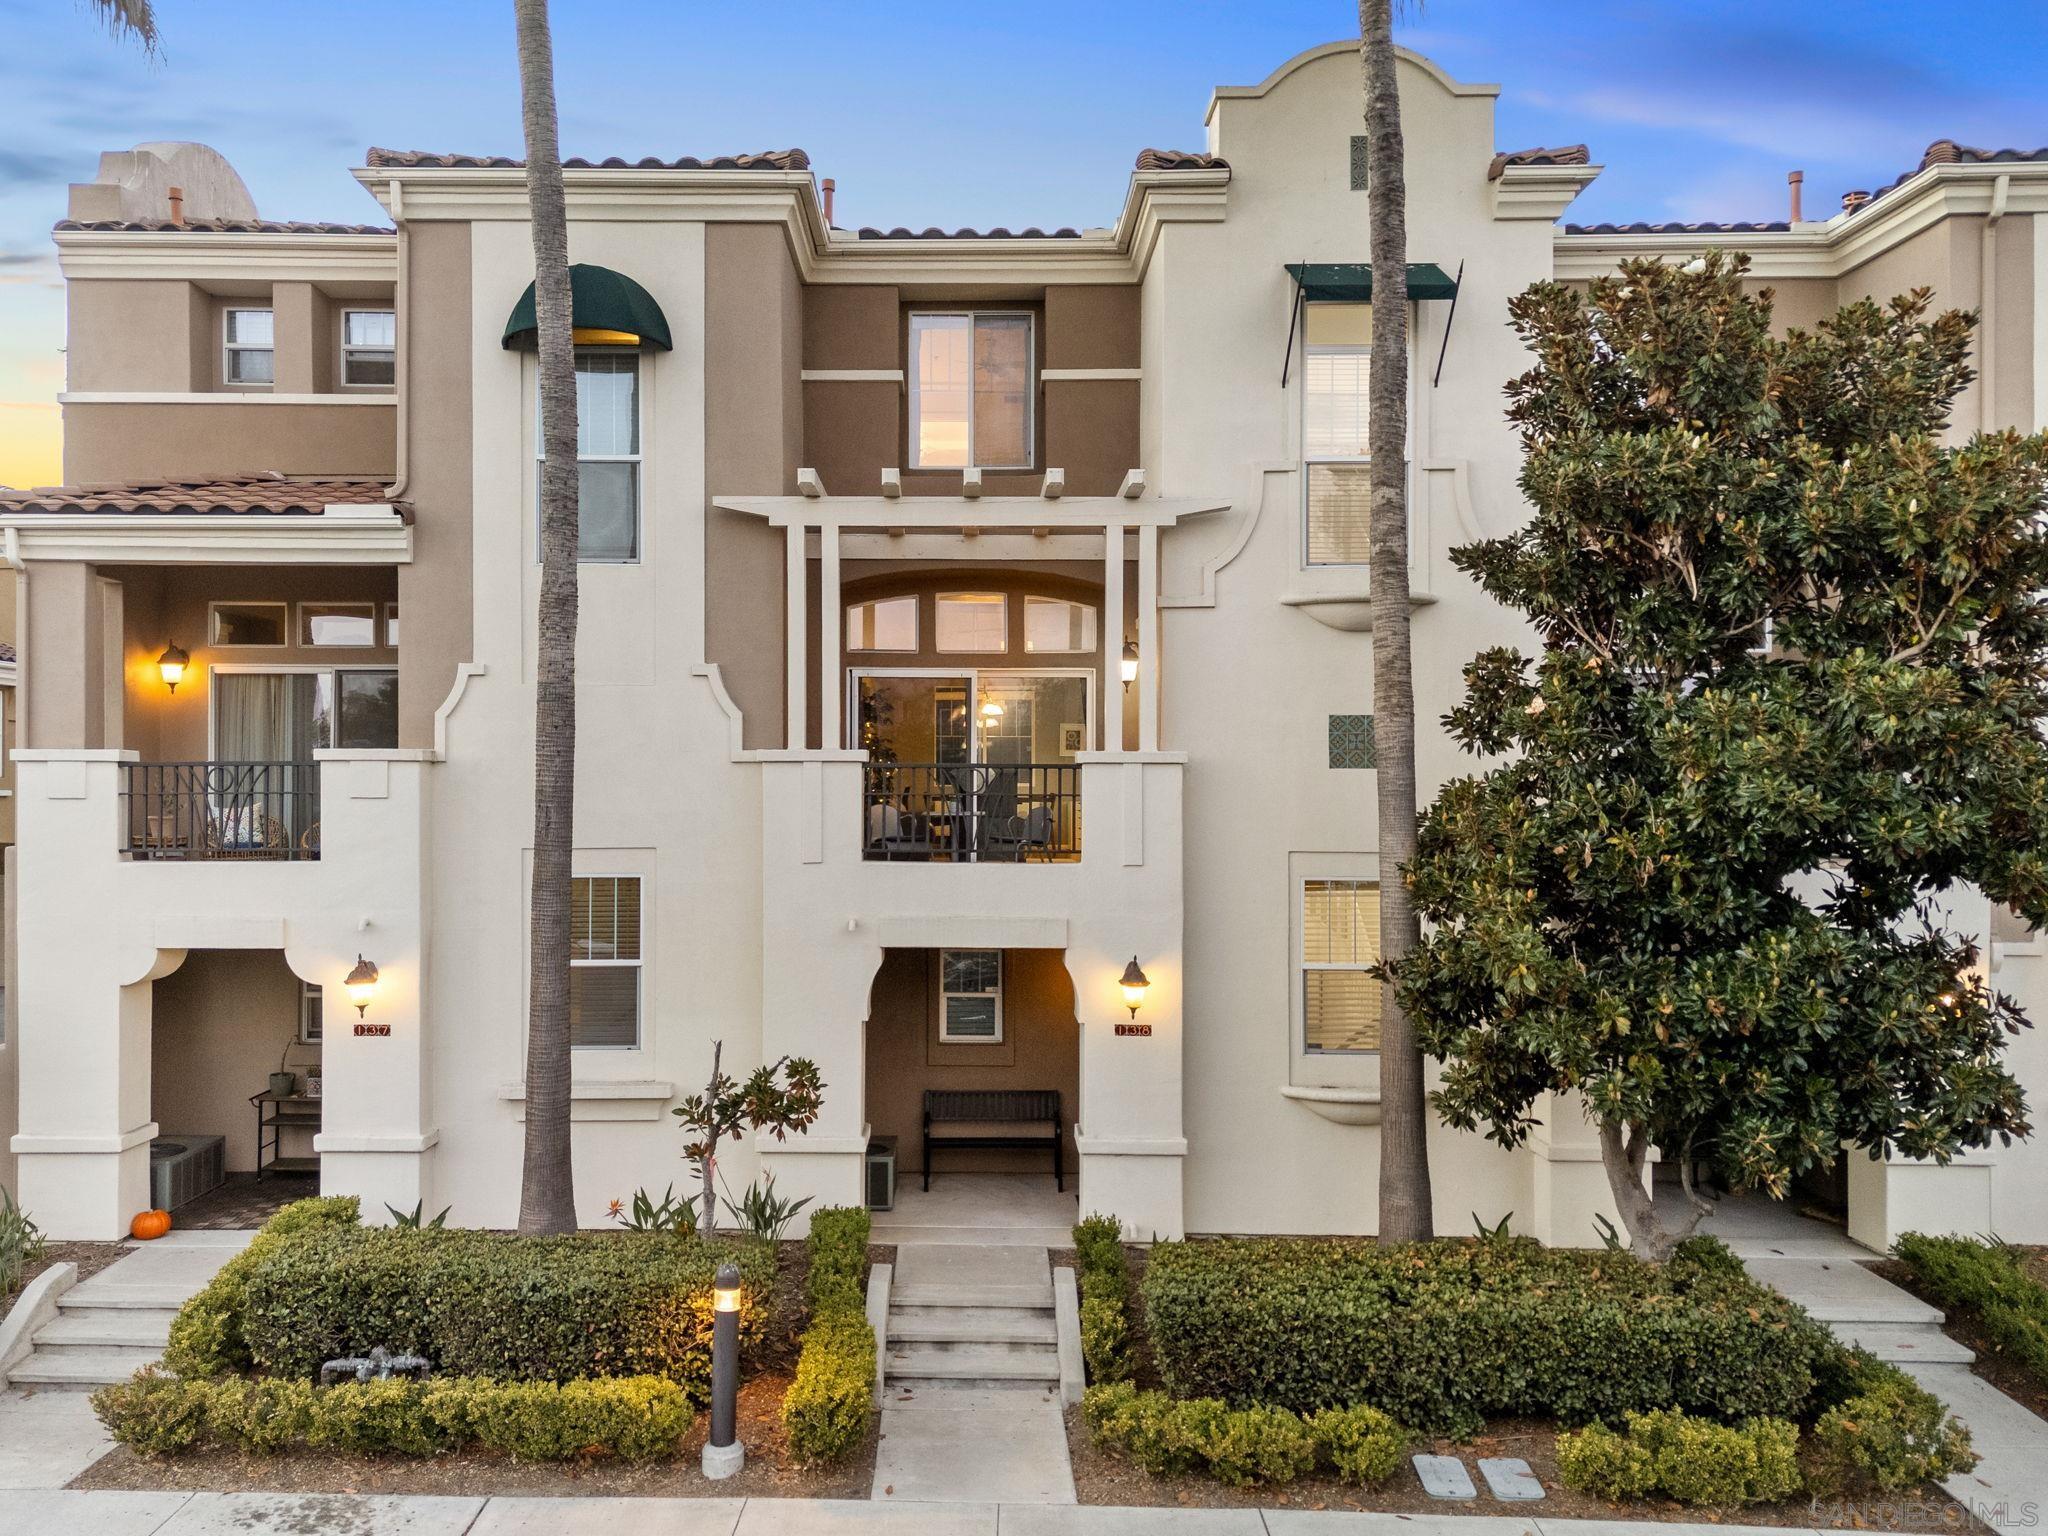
[119, 761, 322, 862]
[861, 762, 1080, 863]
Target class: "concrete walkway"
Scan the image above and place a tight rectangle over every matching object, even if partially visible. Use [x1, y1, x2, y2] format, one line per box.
[0, 1493, 1966, 1536]
[1688, 1192, 2048, 1532]
[873, 1243, 1076, 1506]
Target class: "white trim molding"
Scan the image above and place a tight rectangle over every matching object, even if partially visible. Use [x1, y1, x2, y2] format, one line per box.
[0, 507, 412, 565]
[800, 369, 903, 383]
[58, 392, 395, 407]
[1041, 368, 1142, 382]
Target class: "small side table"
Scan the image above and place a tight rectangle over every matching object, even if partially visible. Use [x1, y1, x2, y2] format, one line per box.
[249, 1091, 322, 1178]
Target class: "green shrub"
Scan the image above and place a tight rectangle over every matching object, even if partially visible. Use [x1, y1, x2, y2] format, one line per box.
[1084, 1382, 1370, 1489]
[0, 1186, 46, 1296]
[806, 1206, 871, 1315]
[1557, 1409, 1801, 1506]
[92, 1370, 693, 1461]
[1894, 1233, 2048, 1385]
[1142, 1236, 1829, 1431]
[1307, 1403, 1406, 1485]
[781, 1205, 874, 1465]
[238, 1225, 776, 1392]
[1807, 1350, 1976, 1494]
[1074, 1214, 1135, 1383]
[163, 1196, 359, 1378]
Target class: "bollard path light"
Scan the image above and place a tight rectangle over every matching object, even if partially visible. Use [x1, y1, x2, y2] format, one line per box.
[702, 1260, 745, 1478]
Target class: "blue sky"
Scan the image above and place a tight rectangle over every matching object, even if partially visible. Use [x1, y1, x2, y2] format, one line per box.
[3, 0, 2045, 484]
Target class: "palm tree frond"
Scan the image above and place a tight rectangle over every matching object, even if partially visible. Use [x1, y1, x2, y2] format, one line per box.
[85, 0, 161, 55]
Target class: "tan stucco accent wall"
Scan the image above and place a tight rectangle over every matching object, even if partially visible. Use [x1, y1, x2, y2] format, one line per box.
[61, 401, 396, 483]
[109, 564, 399, 761]
[65, 280, 210, 394]
[864, 948, 1078, 1174]
[24, 562, 115, 749]
[398, 221, 476, 747]
[704, 223, 803, 749]
[1994, 214, 2035, 431]
[1751, 276, 1838, 335]
[152, 948, 314, 1174]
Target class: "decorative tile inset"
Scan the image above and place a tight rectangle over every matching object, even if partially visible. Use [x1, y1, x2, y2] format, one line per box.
[1350, 136, 1371, 191]
[1329, 713, 1376, 770]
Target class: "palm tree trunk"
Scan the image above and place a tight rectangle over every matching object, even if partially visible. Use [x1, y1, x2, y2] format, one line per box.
[1361, 0, 1434, 1243]
[515, 0, 580, 1234]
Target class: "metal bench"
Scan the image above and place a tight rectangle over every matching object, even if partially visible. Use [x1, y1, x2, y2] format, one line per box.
[921, 1088, 1063, 1191]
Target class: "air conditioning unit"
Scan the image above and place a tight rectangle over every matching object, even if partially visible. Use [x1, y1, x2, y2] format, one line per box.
[150, 1134, 227, 1212]
[866, 1136, 896, 1212]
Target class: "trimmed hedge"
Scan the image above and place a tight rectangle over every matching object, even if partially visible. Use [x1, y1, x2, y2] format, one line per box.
[93, 1367, 694, 1461]
[1141, 1235, 1829, 1432]
[781, 1205, 874, 1464]
[1083, 1382, 1405, 1488]
[1558, 1409, 1801, 1507]
[1074, 1213, 1133, 1384]
[1894, 1233, 2048, 1387]
[237, 1224, 777, 1393]
[1806, 1347, 1976, 1494]
[164, 1196, 360, 1378]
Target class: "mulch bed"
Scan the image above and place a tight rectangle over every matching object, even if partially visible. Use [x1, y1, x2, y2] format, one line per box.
[72, 1371, 878, 1500]
[1065, 1407, 1974, 1529]
[8, 1241, 127, 1307]
[1870, 1256, 2048, 1422]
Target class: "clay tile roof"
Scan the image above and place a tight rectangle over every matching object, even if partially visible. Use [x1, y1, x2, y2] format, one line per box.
[365, 147, 811, 171]
[1488, 144, 1590, 180]
[1561, 219, 1791, 236]
[1851, 139, 2048, 215]
[54, 217, 393, 235]
[0, 477, 407, 518]
[855, 225, 1083, 241]
[0, 642, 15, 664]
[1134, 149, 1229, 172]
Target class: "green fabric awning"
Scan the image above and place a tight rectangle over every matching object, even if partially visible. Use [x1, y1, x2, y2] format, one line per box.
[1284, 262, 1460, 302]
[501, 263, 673, 350]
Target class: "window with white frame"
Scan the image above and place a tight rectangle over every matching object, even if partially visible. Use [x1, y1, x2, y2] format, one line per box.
[939, 949, 1002, 1042]
[935, 593, 1007, 653]
[909, 312, 1033, 469]
[537, 350, 641, 563]
[211, 601, 289, 646]
[341, 309, 396, 386]
[1023, 596, 1097, 653]
[1302, 303, 1372, 566]
[224, 308, 275, 385]
[300, 981, 324, 1044]
[847, 595, 917, 651]
[385, 603, 400, 647]
[570, 875, 642, 1048]
[1302, 878, 1380, 1052]
[298, 603, 378, 647]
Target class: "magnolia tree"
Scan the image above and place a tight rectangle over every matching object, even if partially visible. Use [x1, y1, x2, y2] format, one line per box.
[1397, 252, 2048, 1258]
[673, 1042, 824, 1235]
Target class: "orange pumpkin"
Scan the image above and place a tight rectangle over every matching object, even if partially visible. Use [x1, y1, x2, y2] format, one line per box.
[130, 1209, 172, 1241]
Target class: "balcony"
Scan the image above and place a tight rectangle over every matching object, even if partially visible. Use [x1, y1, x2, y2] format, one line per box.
[119, 761, 322, 861]
[862, 762, 1081, 863]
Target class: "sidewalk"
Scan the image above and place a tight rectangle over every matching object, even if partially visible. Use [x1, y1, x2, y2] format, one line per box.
[0, 1492, 1947, 1536]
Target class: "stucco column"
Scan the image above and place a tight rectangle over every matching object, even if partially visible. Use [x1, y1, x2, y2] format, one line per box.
[22, 563, 105, 749]
[9, 750, 162, 1239]
[1069, 756, 1187, 1239]
[271, 281, 320, 394]
[1137, 525, 1161, 751]
[819, 522, 841, 752]
[1102, 523, 1125, 751]
[784, 524, 808, 751]
[306, 752, 438, 1222]
[1523, 1091, 1647, 1247]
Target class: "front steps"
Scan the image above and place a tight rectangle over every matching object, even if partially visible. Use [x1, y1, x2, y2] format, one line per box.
[881, 1244, 1063, 1394]
[9, 1298, 178, 1390]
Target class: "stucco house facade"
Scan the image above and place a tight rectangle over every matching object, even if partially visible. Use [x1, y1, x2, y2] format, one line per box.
[6, 42, 2047, 1247]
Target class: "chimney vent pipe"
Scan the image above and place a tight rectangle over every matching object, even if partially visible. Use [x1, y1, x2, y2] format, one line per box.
[822, 177, 836, 229]
[167, 185, 185, 227]
[1787, 170, 1803, 223]
[1841, 189, 1871, 214]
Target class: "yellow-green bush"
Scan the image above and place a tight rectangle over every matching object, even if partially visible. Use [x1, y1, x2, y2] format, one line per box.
[780, 1205, 874, 1465]
[1083, 1381, 1401, 1489]
[162, 1196, 359, 1378]
[1807, 1351, 1977, 1494]
[1557, 1408, 1801, 1506]
[1074, 1214, 1134, 1383]
[91, 1369, 693, 1461]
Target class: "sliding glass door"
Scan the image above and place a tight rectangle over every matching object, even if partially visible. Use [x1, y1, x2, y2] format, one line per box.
[211, 669, 397, 853]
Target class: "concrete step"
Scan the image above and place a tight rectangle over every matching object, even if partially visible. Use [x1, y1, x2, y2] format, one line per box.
[879, 1383, 1065, 1411]
[8, 1346, 161, 1388]
[884, 1344, 1062, 1386]
[1838, 1322, 1977, 1365]
[34, 1312, 174, 1351]
[57, 1288, 193, 1313]
[887, 1306, 1058, 1345]
[889, 1283, 1053, 1311]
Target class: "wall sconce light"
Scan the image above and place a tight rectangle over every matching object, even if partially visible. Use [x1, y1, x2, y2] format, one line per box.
[703, 1259, 745, 1478]
[1120, 956, 1150, 1018]
[157, 642, 189, 693]
[1121, 641, 1138, 692]
[345, 954, 380, 1016]
[980, 699, 1005, 719]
